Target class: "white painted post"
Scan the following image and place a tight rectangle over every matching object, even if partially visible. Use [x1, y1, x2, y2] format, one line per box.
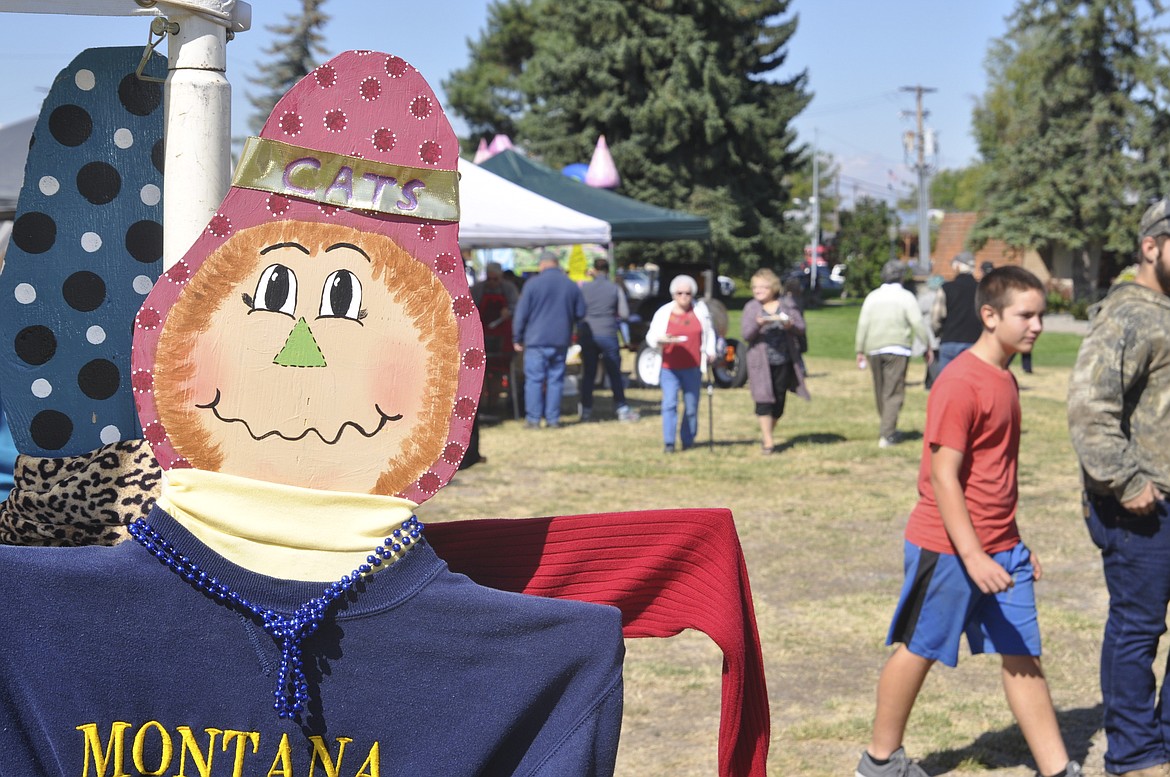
[161, 7, 231, 271]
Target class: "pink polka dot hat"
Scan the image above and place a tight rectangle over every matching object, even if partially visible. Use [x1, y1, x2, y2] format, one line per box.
[131, 51, 483, 504]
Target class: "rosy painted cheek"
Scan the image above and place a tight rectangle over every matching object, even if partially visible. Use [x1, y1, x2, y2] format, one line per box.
[188, 337, 227, 406]
[364, 332, 429, 413]
[369, 369, 410, 415]
[374, 348, 423, 405]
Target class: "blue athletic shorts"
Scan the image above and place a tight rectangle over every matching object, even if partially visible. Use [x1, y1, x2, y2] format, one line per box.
[886, 540, 1041, 667]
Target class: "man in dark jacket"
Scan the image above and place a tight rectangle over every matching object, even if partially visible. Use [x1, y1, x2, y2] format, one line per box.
[513, 252, 586, 428]
[579, 259, 638, 423]
[930, 251, 981, 373]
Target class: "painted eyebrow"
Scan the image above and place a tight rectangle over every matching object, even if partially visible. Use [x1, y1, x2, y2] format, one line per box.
[325, 242, 371, 262]
[260, 242, 310, 256]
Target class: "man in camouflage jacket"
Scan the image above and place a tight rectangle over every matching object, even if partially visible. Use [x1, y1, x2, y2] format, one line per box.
[1068, 197, 1170, 777]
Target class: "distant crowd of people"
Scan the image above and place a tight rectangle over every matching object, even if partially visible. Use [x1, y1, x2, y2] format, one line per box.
[471, 193, 1170, 777]
[473, 247, 1020, 460]
[476, 253, 815, 454]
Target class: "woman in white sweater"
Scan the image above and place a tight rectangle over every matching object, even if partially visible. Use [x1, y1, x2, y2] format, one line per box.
[645, 275, 717, 452]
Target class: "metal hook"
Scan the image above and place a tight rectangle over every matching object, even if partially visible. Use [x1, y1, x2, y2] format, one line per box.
[135, 16, 179, 83]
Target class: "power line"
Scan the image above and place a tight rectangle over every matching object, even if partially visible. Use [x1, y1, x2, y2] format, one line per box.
[838, 172, 913, 191]
[800, 91, 902, 118]
[839, 180, 900, 201]
[811, 127, 906, 169]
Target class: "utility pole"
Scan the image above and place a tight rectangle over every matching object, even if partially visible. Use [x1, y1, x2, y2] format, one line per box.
[900, 85, 937, 274]
[832, 173, 841, 233]
[809, 130, 820, 290]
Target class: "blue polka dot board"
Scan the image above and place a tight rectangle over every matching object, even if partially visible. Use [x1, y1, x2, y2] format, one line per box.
[0, 48, 165, 457]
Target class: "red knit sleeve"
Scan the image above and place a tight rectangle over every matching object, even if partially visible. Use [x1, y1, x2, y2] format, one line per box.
[426, 508, 769, 777]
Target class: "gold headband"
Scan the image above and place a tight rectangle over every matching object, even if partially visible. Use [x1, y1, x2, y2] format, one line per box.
[232, 137, 459, 222]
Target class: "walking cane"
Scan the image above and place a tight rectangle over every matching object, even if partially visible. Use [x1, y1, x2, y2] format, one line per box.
[707, 365, 715, 452]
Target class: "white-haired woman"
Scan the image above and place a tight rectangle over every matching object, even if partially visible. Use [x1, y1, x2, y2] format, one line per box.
[646, 275, 717, 452]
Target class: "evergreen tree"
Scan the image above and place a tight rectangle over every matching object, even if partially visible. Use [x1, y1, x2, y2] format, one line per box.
[837, 197, 898, 299]
[970, 0, 1170, 297]
[445, 0, 811, 276]
[246, 0, 330, 133]
[444, 0, 540, 148]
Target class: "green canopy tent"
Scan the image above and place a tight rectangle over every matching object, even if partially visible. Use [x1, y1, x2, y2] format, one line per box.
[479, 150, 710, 242]
[479, 150, 747, 393]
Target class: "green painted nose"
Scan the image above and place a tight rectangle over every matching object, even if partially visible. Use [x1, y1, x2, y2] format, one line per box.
[273, 317, 327, 367]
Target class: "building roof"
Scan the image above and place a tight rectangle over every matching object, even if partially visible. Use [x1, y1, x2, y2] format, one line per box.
[931, 212, 1022, 279]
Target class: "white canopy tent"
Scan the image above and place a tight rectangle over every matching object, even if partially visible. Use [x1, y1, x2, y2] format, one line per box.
[0, 117, 35, 217]
[0, 117, 34, 260]
[458, 158, 611, 249]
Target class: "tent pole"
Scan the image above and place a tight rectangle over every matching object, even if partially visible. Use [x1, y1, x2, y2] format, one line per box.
[162, 8, 231, 271]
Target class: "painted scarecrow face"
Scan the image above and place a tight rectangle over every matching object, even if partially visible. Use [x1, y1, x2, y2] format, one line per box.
[151, 220, 460, 494]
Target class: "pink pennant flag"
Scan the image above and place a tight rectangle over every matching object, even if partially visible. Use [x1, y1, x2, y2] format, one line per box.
[473, 137, 491, 163]
[487, 134, 514, 155]
[585, 135, 620, 188]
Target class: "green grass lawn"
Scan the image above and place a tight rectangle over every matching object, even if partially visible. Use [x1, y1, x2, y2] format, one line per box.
[726, 299, 1084, 367]
[428, 344, 1102, 776]
[425, 303, 1097, 776]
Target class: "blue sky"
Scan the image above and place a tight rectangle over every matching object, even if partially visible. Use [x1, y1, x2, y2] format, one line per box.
[1, 1, 1019, 206]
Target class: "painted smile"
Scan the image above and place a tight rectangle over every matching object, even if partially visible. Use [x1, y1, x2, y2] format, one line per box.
[195, 389, 403, 444]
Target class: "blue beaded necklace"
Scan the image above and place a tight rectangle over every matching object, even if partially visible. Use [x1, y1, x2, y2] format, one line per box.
[128, 514, 424, 719]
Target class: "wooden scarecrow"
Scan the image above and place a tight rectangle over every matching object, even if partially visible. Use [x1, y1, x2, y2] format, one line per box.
[0, 51, 624, 777]
[0, 45, 771, 777]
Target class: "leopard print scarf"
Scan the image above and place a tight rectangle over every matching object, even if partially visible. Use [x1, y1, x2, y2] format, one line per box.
[0, 440, 162, 547]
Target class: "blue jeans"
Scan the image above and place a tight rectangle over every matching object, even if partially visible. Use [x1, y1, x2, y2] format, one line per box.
[523, 346, 567, 426]
[1086, 491, 1170, 774]
[660, 367, 701, 448]
[936, 341, 974, 374]
[580, 334, 627, 411]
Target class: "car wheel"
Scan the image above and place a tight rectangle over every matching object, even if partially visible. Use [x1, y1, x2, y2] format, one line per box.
[635, 344, 662, 387]
[712, 338, 749, 389]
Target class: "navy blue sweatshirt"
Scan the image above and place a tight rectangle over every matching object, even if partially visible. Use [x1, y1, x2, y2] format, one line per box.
[0, 507, 623, 776]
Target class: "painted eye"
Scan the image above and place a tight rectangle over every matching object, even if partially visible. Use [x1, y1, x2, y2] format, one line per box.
[320, 269, 363, 321]
[252, 264, 298, 316]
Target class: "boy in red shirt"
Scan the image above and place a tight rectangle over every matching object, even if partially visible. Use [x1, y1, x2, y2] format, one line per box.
[856, 267, 1080, 777]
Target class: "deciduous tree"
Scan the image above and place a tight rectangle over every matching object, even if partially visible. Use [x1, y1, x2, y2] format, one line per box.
[837, 197, 898, 299]
[930, 166, 987, 212]
[787, 152, 840, 241]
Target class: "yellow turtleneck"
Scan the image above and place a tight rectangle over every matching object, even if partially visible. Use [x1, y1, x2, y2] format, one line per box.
[156, 468, 418, 582]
